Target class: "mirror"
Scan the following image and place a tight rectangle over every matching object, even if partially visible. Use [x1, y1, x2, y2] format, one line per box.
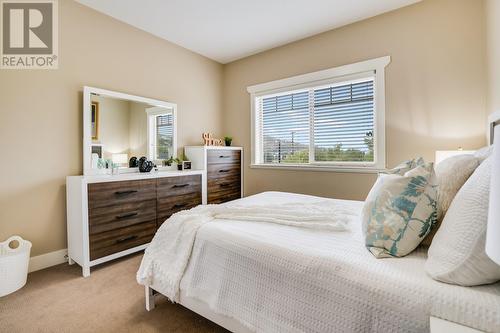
[83, 87, 177, 175]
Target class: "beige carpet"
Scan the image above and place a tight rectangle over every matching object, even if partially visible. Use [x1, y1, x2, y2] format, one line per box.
[0, 254, 229, 333]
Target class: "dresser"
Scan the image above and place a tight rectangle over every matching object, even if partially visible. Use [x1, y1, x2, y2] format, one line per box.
[66, 171, 203, 277]
[184, 146, 243, 204]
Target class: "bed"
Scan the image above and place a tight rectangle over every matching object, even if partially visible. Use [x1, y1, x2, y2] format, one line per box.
[142, 191, 500, 333]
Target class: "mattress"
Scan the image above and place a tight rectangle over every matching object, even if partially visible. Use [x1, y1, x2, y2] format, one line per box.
[179, 192, 500, 333]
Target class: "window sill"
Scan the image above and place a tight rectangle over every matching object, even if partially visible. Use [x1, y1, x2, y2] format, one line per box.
[250, 163, 385, 174]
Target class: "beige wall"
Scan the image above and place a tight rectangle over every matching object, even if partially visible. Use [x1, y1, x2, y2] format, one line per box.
[222, 0, 487, 201]
[91, 95, 131, 160]
[0, 0, 490, 258]
[128, 101, 148, 158]
[486, 0, 500, 114]
[0, 0, 223, 256]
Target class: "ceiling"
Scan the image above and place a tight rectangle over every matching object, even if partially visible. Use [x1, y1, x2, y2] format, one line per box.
[76, 0, 421, 64]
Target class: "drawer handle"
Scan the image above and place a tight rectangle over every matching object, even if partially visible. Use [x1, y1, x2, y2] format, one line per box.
[172, 184, 189, 188]
[219, 169, 231, 173]
[115, 211, 139, 219]
[173, 203, 187, 209]
[220, 182, 232, 187]
[116, 235, 138, 244]
[115, 190, 138, 195]
[219, 155, 230, 158]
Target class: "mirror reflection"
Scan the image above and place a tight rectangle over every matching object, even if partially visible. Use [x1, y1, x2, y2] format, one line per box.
[90, 93, 174, 170]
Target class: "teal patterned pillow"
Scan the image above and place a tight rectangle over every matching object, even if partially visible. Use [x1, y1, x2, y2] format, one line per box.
[362, 162, 438, 258]
[384, 157, 425, 175]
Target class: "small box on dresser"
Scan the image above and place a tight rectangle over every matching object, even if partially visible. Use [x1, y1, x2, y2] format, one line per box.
[184, 146, 243, 204]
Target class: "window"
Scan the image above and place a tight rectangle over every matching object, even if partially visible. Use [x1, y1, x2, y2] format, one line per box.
[249, 56, 390, 172]
[147, 108, 174, 161]
[261, 91, 310, 164]
[155, 114, 174, 159]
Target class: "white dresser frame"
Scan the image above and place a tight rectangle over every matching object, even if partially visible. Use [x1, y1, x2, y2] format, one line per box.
[184, 145, 244, 201]
[66, 170, 204, 277]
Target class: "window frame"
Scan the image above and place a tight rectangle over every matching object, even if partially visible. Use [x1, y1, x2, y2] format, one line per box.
[146, 107, 176, 163]
[248, 56, 390, 173]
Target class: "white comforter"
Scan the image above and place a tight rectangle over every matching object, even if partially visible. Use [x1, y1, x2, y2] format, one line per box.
[141, 192, 500, 333]
[137, 195, 356, 301]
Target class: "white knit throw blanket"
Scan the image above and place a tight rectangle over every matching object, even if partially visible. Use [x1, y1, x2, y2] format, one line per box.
[136, 201, 353, 301]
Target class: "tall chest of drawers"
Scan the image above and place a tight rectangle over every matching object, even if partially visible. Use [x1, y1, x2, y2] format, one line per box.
[184, 146, 243, 204]
[66, 171, 203, 277]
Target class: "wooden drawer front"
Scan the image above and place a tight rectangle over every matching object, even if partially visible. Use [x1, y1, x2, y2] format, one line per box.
[207, 150, 241, 165]
[88, 200, 156, 234]
[208, 175, 240, 194]
[89, 221, 156, 260]
[157, 175, 201, 198]
[208, 189, 241, 204]
[88, 179, 156, 209]
[207, 163, 241, 180]
[207, 170, 241, 204]
[157, 192, 202, 227]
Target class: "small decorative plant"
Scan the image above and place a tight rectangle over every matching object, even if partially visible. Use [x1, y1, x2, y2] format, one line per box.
[164, 156, 175, 167]
[224, 136, 233, 146]
[176, 156, 183, 170]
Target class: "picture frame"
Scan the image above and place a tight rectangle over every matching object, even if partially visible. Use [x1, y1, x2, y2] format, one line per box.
[91, 144, 102, 158]
[91, 101, 99, 140]
[182, 161, 192, 170]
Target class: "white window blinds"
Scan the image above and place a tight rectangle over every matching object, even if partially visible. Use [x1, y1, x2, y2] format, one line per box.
[313, 79, 374, 162]
[156, 114, 173, 160]
[256, 77, 375, 166]
[261, 91, 309, 164]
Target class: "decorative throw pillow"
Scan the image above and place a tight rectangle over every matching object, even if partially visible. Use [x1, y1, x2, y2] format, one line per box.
[362, 162, 438, 258]
[426, 157, 500, 286]
[420, 154, 480, 246]
[474, 145, 493, 163]
[384, 157, 425, 175]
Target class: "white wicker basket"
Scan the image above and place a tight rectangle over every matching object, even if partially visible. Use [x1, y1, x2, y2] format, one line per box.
[0, 236, 32, 297]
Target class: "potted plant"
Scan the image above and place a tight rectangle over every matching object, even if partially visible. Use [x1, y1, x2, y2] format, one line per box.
[161, 156, 176, 170]
[164, 156, 174, 167]
[224, 136, 233, 146]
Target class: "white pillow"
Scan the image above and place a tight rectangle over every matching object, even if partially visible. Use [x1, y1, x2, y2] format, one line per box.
[421, 154, 480, 246]
[426, 157, 500, 285]
[474, 145, 493, 163]
[435, 154, 479, 218]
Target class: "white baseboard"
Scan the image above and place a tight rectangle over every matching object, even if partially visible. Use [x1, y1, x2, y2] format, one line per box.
[29, 248, 68, 273]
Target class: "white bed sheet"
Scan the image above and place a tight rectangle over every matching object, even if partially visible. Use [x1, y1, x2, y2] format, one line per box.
[177, 192, 500, 333]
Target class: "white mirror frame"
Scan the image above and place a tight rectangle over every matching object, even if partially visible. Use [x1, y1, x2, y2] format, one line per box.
[83, 86, 177, 176]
